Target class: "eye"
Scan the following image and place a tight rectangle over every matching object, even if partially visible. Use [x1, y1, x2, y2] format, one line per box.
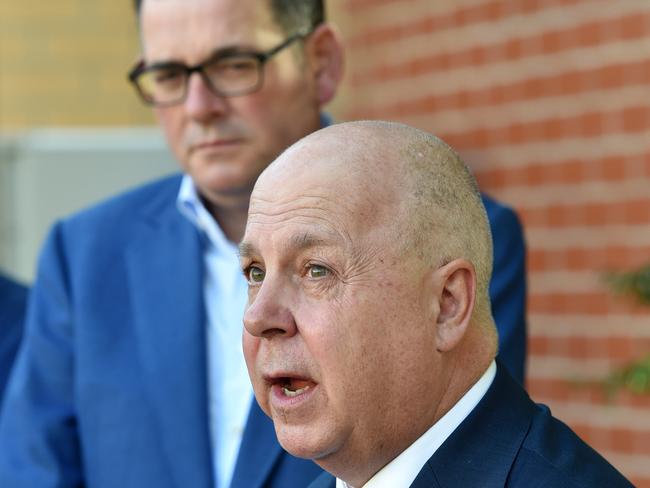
[245, 265, 265, 284]
[308, 264, 329, 279]
[208, 56, 257, 79]
[153, 67, 184, 85]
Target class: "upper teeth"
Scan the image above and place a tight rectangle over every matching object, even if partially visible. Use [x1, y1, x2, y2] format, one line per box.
[283, 385, 310, 397]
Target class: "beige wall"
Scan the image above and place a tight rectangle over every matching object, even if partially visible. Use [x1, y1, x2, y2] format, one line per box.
[0, 0, 152, 127]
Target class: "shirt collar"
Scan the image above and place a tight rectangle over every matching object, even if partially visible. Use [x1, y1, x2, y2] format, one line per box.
[176, 174, 236, 253]
[337, 360, 497, 488]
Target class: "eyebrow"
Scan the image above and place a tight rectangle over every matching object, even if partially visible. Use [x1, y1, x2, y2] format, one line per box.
[289, 232, 333, 251]
[238, 241, 257, 259]
[147, 45, 260, 69]
[238, 232, 338, 259]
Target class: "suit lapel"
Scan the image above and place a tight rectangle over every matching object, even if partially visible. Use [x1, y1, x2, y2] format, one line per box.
[230, 400, 283, 488]
[415, 363, 534, 487]
[126, 191, 213, 488]
[307, 472, 336, 488]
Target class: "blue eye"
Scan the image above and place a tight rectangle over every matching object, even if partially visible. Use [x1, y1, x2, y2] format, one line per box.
[247, 266, 265, 284]
[308, 264, 329, 278]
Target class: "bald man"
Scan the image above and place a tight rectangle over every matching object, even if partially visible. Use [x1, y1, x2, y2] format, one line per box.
[239, 121, 631, 488]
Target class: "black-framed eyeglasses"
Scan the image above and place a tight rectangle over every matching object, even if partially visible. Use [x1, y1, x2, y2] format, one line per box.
[128, 30, 310, 107]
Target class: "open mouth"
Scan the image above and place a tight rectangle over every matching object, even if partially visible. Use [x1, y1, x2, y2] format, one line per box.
[267, 376, 317, 398]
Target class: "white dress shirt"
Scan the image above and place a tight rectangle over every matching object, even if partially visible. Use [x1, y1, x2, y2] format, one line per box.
[177, 175, 252, 488]
[337, 361, 497, 488]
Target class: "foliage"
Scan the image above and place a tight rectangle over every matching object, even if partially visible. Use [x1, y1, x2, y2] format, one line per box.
[604, 264, 650, 306]
[603, 354, 650, 398]
[603, 263, 650, 397]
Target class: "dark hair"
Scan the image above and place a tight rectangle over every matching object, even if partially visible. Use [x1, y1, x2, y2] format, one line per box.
[269, 0, 325, 34]
[132, 0, 324, 34]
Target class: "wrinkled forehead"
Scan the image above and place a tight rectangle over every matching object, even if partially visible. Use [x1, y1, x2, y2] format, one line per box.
[247, 178, 361, 233]
[247, 138, 400, 246]
[256, 140, 368, 209]
[242, 183, 355, 269]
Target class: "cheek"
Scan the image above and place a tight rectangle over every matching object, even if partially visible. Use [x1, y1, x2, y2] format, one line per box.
[339, 290, 413, 381]
[232, 99, 276, 143]
[305, 303, 376, 392]
[235, 80, 317, 146]
[242, 332, 259, 370]
[242, 333, 271, 410]
[155, 107, 186, 160]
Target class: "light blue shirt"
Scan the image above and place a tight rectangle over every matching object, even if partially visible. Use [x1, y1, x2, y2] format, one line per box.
[177, 175, 252, 488]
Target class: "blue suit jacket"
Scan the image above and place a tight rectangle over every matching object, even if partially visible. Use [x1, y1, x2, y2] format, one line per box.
[309, 363, 631, 488]
[0, 274, 27, 402]
[482, 194, 527, 384]
[0, 174, 525, 487]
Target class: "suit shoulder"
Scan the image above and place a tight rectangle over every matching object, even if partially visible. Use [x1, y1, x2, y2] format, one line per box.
[481, 193, 522, 232]
[509, 404, 632, 487]
[0, 275, 28, 302]
[37, 173, 185, 261]
[0, 274, 28, 325]
[60, 173, 183, 231]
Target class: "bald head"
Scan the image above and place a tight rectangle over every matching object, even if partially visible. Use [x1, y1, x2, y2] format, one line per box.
[243, 120, 498, 485]
[255, 120, 494, 322]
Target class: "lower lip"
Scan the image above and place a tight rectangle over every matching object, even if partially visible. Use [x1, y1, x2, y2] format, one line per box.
[270, 382, 319, 410]
[192, 140, 243, 153]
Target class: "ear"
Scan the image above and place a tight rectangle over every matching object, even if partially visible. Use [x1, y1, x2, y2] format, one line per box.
[304, 23, 345, 106]
[434, 259, 476, 353]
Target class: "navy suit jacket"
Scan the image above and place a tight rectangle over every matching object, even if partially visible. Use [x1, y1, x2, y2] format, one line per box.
[0, 174, 525, 487]
[0, 274, 27, 402]
[309, 364, 631, 488]
[482, 194, 527, 384]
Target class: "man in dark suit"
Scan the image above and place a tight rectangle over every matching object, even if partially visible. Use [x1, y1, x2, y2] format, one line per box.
[0, 273, 27, 401]
[241, 121, 631, 488]
[0, 2, 525, 487]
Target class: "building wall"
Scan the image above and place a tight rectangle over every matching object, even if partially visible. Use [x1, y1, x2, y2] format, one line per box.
[0, 1, 175, 283]
[329, 0, 650, 485]
[0, 0, 151, 127]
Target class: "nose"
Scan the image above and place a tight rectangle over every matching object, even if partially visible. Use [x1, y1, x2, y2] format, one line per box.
[184, 72, 228, 122]
[244, 279, 298, 340]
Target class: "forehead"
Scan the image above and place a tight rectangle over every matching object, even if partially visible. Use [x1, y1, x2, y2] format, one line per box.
[246, 190, 354, 246]
[245, 162, 396, 259]
[140, 0, 281, 62]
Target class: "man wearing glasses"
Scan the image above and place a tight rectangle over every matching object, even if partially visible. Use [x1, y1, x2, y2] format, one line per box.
[0, 1, 525, 487]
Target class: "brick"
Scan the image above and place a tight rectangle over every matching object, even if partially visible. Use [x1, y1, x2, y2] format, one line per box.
[623, 106, 650, 132]
[576, 21, 602, 46]
[529, 336, 650, 362]
[631, 476, 650, 488]
[520, 200, 650, 227]
[475, 153, 648, 190]
[348, 13, 650, 88]
[620, 13, 650, 40]
[528, 246, 650, 272]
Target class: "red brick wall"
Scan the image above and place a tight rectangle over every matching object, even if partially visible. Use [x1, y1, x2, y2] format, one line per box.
[330, 0, 650, 484]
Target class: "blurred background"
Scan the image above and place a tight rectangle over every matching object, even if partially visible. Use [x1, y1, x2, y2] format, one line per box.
[1, 0, 649, 485]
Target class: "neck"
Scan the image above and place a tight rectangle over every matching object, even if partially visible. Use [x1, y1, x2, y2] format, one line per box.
[327, 328, 495, 487]
[433, 328, 496, 423]
[202, 195, 249, 243]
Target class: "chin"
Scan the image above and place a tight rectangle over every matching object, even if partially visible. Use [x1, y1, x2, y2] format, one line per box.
[274, 423, 341, 461]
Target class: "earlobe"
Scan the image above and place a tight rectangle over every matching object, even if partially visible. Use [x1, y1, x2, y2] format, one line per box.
[306, 23, 345, 106]
[435, 260, 476, 352]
